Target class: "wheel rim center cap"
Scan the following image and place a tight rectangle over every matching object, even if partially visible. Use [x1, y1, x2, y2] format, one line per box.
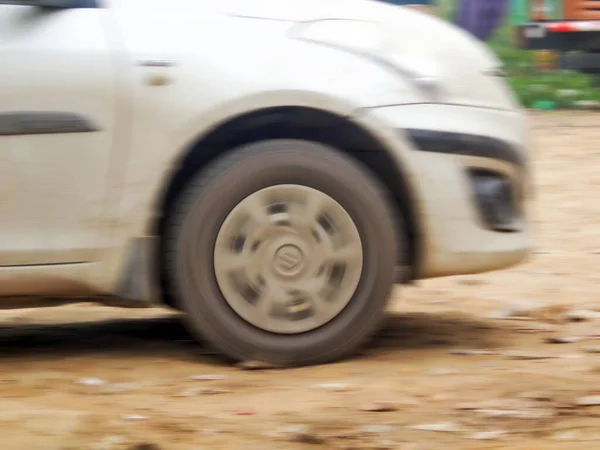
[273, 244, 305, 277]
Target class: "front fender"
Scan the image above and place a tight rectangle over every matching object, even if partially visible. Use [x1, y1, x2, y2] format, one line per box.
[118, 18, 423, 232]
[94, 9, 423, 294]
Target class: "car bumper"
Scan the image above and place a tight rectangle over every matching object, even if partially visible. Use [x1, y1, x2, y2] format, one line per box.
[354, 103, 533, 280]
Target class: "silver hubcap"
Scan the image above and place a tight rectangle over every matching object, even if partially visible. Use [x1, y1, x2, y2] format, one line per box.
[213, 184, 364, 334]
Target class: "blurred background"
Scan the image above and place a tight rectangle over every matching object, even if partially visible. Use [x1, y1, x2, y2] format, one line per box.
[415, 0, 600, 109]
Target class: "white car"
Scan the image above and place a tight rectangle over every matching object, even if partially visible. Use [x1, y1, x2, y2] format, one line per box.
[0, 0, 531, 366]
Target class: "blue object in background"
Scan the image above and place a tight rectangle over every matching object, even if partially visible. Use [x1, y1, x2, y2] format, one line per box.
[455, 0, 510, 41]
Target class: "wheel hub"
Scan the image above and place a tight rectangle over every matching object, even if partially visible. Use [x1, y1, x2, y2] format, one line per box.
[272, 243, 305, 277]
[213, 184, 363, 334]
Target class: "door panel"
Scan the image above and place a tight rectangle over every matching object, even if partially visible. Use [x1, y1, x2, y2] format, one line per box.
[0, 5, 117, 266]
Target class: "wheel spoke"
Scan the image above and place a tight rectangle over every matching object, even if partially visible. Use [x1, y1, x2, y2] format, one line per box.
[242, 190, 272, 227]
[304, 190, 325, 223]
[309, 290, 338, 323]
[263, 279, 290, 304]
[289, 189, 332, 234]
[298, 276, 325, 297]
[243, 281, 289, 326]
[324, 240, 363, 266]
[254, 294, 276, 319]
[295, 277, 334, 320]
[215, 249, 252, 274]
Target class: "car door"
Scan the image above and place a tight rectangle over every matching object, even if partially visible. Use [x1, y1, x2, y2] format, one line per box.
[0, 2, 120, 266]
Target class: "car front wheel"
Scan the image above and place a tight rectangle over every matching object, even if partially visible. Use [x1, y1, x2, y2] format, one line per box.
[166, 139, 401, 366]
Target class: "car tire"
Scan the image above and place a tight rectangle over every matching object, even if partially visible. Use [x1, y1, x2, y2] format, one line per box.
[165, 139, 401, 366]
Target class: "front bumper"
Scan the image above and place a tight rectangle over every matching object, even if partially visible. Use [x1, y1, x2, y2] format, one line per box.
[405, 129, 526, 233]
[355, 103, 533, 280]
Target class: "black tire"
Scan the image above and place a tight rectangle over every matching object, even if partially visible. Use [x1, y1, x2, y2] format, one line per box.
[165, 139, 402, 366]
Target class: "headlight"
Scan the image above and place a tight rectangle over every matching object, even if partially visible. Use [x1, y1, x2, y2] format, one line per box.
[288, 19, 445, 101]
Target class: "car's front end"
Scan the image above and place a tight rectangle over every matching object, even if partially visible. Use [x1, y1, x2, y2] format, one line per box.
[231, 0, 533, 280]
[107, 0, 532, 303]
[356, 102, 530, 280]
[97, 0, 533, 365]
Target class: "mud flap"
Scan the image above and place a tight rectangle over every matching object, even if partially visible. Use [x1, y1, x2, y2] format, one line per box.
[114, 237, 161, 306]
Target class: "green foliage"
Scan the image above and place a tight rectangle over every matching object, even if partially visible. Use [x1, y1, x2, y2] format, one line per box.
[436, 0, 600, 108]
[487, 23, 600, 108]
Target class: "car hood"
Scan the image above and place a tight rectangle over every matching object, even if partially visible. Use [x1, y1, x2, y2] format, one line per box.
[224, 0, 499, 69]
[225, 0, 413, 22]
[224, 0, 513, 110]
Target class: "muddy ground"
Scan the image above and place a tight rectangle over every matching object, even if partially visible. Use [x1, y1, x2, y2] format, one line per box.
[1, 112, 599, 450]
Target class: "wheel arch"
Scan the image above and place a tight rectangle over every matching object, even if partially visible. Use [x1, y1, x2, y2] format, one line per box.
[152, 106, 422, 306]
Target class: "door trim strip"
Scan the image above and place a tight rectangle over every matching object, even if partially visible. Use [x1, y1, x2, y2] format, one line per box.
[0, 111, 100, 136]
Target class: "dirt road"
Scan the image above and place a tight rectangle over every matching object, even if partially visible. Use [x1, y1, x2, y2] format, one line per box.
[1, 112, 599, 450]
